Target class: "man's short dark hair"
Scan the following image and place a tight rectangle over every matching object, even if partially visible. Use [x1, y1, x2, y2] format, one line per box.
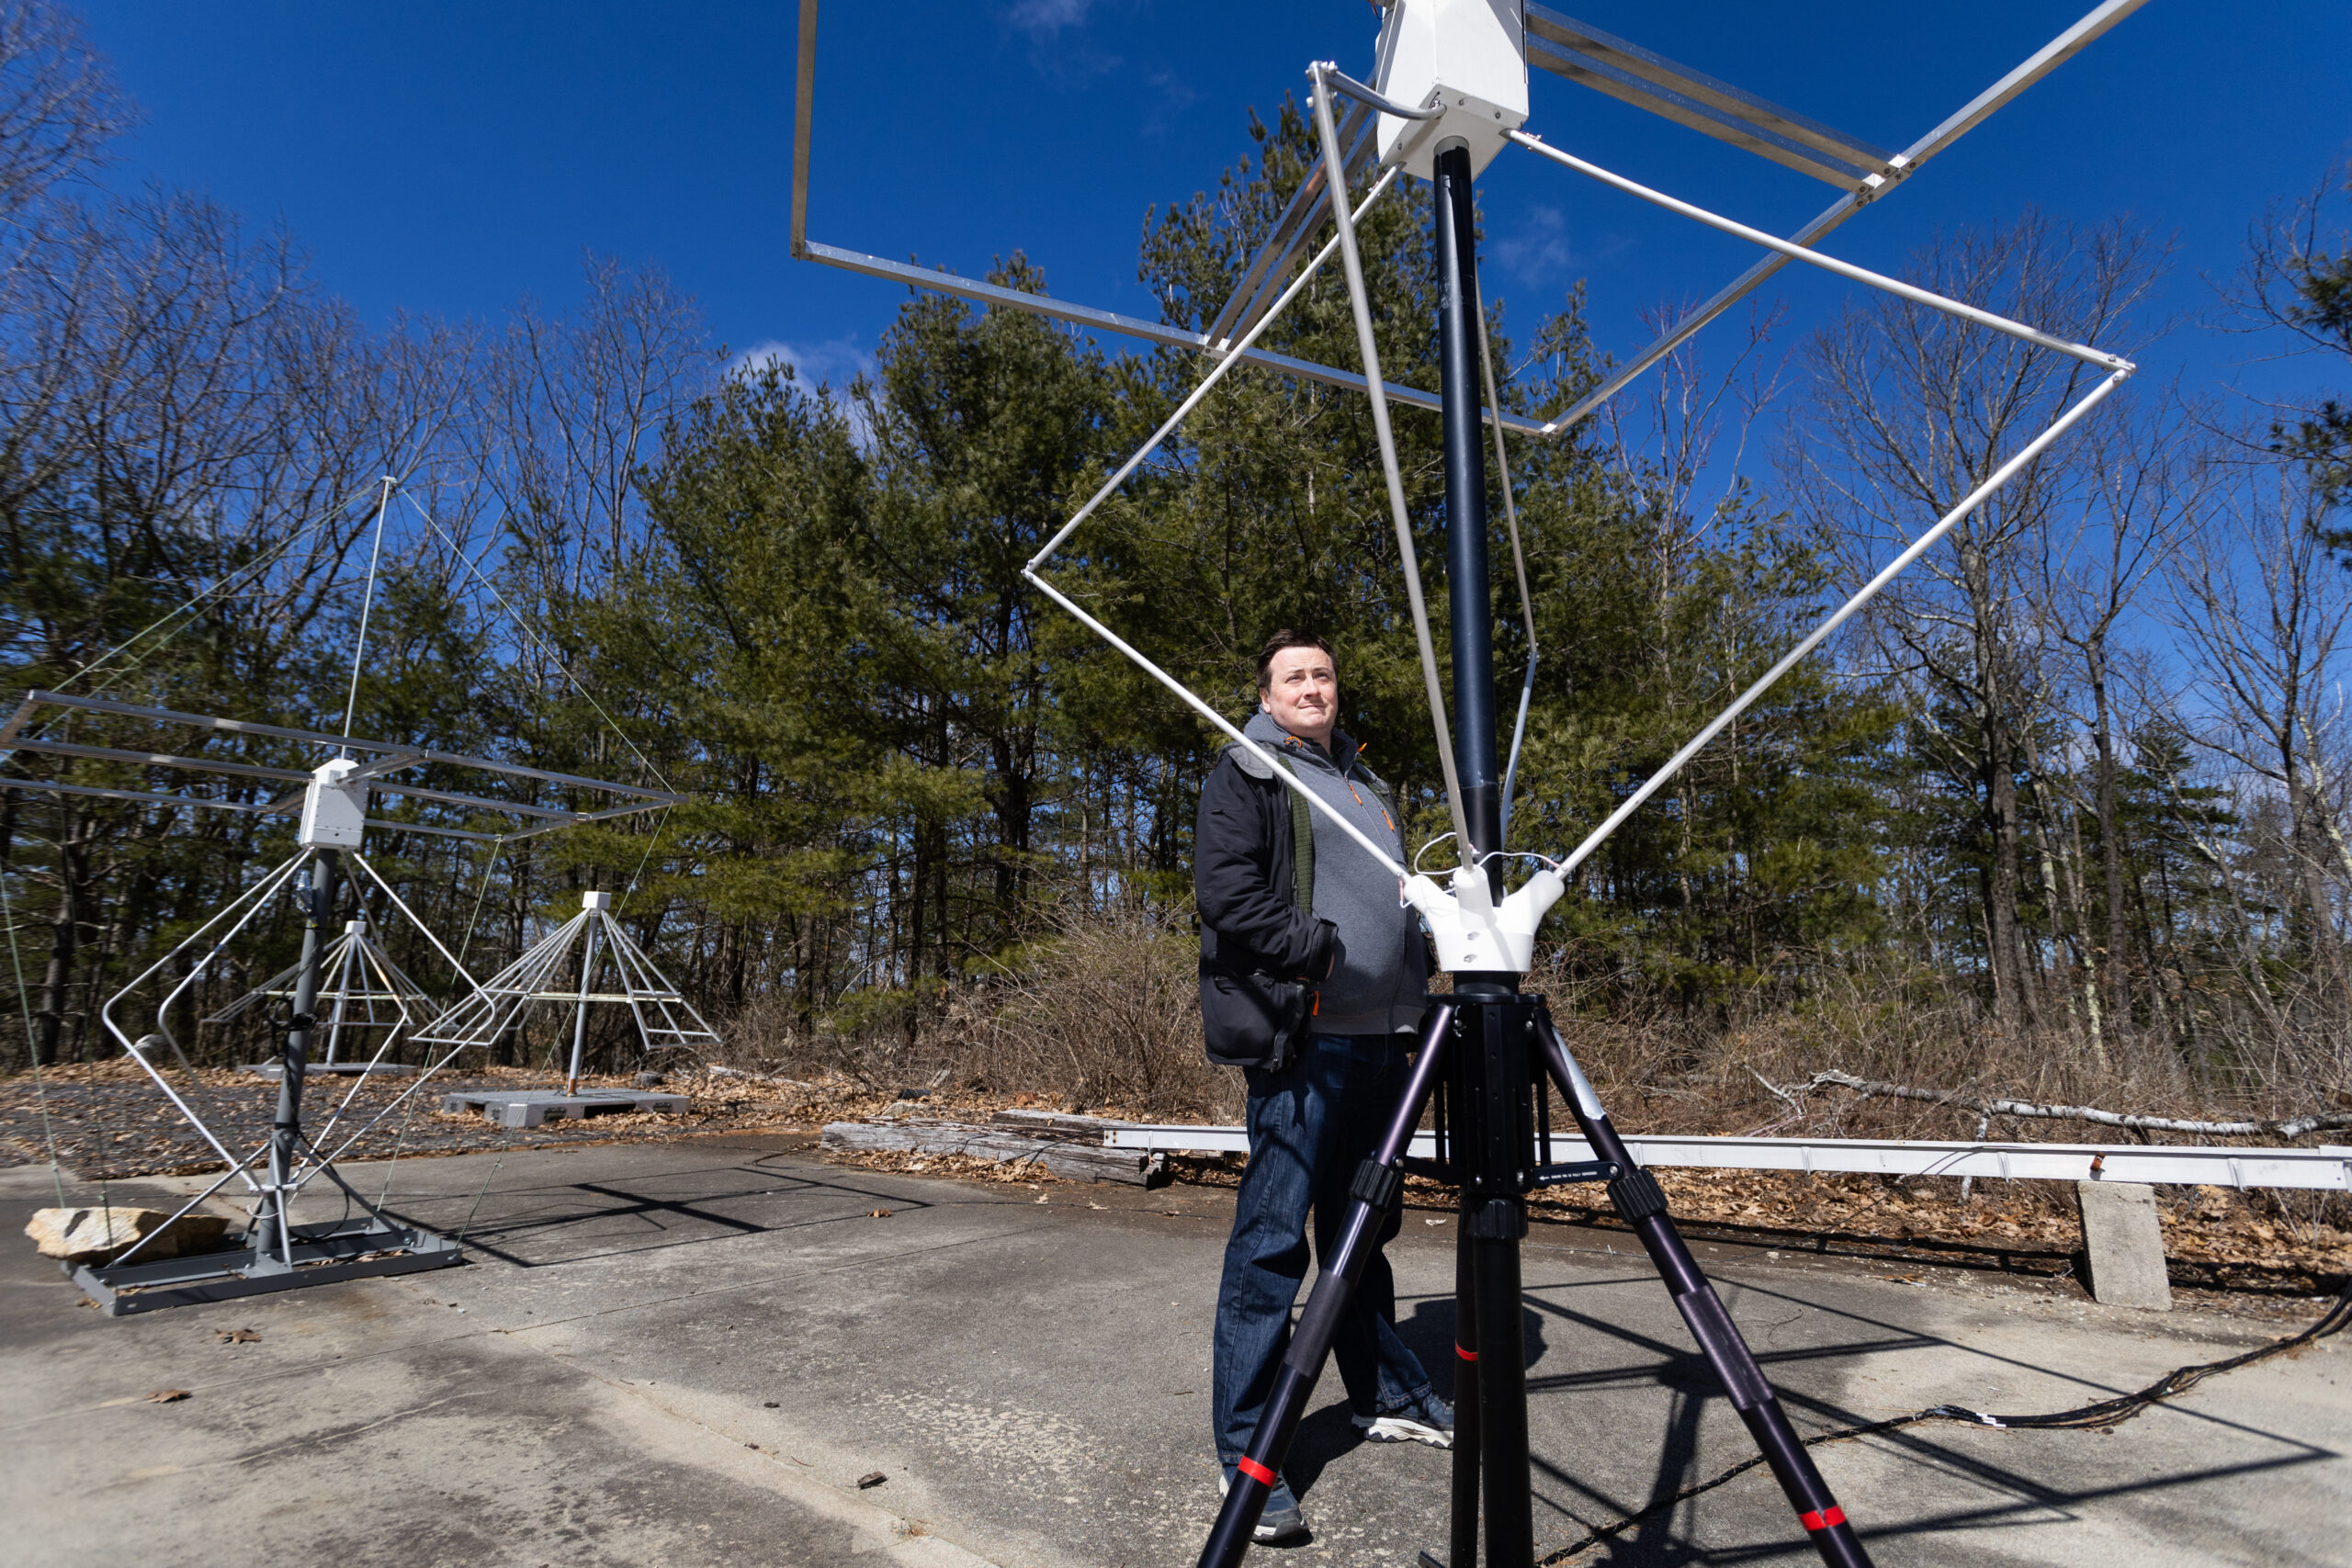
[1256, 629, 1336, 690]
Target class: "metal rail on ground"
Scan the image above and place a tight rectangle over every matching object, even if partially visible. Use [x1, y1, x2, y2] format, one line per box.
[1099, 1124, 2352, 1191]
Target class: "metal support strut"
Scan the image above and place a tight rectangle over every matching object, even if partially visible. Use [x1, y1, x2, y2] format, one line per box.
[254, 851, 339, 1264]
[1533, 1011, 1872, 1568]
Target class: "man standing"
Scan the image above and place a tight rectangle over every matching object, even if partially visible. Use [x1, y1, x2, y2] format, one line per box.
[1195, 628, 1451, 1543]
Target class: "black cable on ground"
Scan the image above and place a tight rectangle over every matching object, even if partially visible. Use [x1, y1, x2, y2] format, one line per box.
[1536, 1280, 2352, 1564]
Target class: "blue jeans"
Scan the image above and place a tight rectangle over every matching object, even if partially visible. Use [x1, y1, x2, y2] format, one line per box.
[1212, 1032, 1433, 1465]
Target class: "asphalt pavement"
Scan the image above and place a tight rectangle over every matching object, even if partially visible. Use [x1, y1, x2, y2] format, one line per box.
[2, 1133, 2343, 1567]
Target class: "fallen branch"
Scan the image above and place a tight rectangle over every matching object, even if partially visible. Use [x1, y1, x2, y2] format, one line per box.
[704, 1065, 820, 1089]
[820, 1119, 1161, 1185]
[1788, 1069, 2352, 1140]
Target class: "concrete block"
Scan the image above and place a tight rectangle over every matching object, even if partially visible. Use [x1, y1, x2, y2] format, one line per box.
[2075, 1180, 2172, 1310]
[438, 1089, 688, 1129]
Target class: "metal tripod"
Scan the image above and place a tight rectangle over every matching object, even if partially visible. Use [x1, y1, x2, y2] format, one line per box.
[1195, 985, 1868, 1568]
[1196, 138, 1871, 1568]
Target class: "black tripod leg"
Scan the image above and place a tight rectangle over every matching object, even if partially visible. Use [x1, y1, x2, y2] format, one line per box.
[1532, 1012, 1874, 1568]
[1198, 1003, 1456, 1568]
[1471, 1199, 1532, 1567]
[1446, 1203, 1480, 1568]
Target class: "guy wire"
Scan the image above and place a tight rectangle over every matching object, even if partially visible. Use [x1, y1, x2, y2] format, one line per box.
[340, 476, 399, 747]
[401, 493, 676, 795]
[457, 1119, 515, 1245]
[48, 475, 387, 717]
[614, 803, 673, 917]
[374, 1117, 409, 1211]
[455, 838, 505, 975]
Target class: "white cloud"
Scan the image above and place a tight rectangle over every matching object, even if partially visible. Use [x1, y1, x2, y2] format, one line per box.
[1493, 204, 1634, 287]
[1002, 0, 1119, 83]
[729, 335, 875, 390]
[1495, 205, 1577, 282]
[728, 336, 878, 448]
[1005, 0, 1091, 39]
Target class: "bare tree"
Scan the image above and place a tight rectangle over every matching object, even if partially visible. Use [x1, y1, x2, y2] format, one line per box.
[2169, 464, 2352, 999]
[2022, 393, 2212, 1051]
[1793, 213, 2163, 1029]
[468, 254, 708, 606]
[0, 1, 124, 224]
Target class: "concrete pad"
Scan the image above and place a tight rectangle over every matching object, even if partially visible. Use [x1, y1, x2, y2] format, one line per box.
[2077, 1180, 2175, 1310]
[2, 1140, 2342, 1567]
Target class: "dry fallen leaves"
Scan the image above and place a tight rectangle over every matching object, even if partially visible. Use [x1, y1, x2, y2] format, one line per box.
[145, 1389, 188, 1404]
[856, 1471, 888, 1489]
[215, 1326, 260, 1344]
[866, 1208, 892, 1219]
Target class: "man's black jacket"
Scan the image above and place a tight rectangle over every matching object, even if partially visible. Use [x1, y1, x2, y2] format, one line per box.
[1193, 743, 1340, 1068]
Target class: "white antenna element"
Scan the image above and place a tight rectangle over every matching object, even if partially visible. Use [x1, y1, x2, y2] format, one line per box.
[1373, 0, 1530, 178]
[413, 891, 720, 1097]
[794, 0, 2147, 981]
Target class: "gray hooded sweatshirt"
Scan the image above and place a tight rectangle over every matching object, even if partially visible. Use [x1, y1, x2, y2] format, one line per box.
[1239, 710, 1429, 1035]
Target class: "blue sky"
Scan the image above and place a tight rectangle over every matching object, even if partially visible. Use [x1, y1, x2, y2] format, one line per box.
[82, 2, 2350, 413]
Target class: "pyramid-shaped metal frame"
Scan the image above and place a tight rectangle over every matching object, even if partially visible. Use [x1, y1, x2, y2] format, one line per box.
[413, 896, 720, 1071]
[204, 915, 436, 1065]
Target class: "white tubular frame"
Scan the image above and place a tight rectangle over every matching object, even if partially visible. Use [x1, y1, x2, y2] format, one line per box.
[408, 903, 719, 1068]
[293, 852, 501, 1174]
[94, 844, 499, 1236]
[1020, 74, 1430, 883]
[1510, 130, 2127, 371]
[809, 0, 2151, 893]
[1307, 62, 1473, 859]
[1533, 0, 2153, 436]
[1020, 575, 1408, 882]
[1551, 367, 2131, 881]
[1024, 164, 1402, 572]
[99, 849, 320, 1184]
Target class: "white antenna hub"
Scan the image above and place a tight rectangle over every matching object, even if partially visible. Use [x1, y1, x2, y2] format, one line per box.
[1374, 0, 1528, 178]
[297, 759, 368, 849]
[582, 890, 611, 911]
[1405, 862, 1564, 974]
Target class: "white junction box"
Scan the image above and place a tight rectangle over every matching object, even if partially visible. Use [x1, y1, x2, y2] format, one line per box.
[297, 758, 368, 848]
[1373, 0, 1528, 179]
[1406, 860, 1565, 975]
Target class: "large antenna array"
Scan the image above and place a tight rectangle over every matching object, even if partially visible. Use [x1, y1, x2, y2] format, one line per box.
[792, 3, 2149, 1565]
[0, 478, 690, 1313]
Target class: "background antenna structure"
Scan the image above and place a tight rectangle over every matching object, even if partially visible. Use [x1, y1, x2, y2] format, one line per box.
[204, 913, 435, 1076]
[0, 688, 684, 1314]
[416, 889, 719, 1122]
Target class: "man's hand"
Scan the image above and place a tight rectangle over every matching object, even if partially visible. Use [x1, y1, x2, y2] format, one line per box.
[1317, 924, 1346, 981]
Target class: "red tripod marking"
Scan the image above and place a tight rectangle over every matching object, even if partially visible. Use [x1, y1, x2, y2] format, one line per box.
[1799, 1506, 1848, 1531]
[1455, 1344, 1478, 1361]
[1236, 1457, 1276, 1486]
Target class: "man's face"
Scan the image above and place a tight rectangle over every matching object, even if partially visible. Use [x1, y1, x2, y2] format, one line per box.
[1261, 645, 1338, 748]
